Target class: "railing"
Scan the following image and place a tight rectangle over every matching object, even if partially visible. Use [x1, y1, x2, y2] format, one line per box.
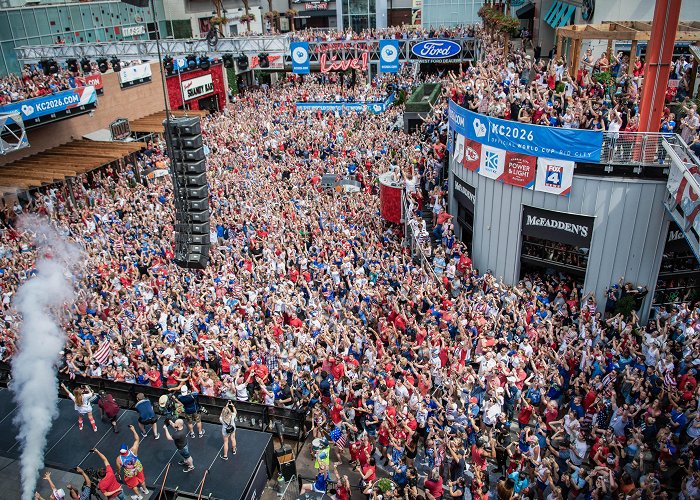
[598, 131, 700, 167]
[278, 475, 300, 500]
[403, 194, 442, 284]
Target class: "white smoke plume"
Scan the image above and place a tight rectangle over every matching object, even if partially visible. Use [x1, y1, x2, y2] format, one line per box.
[10, 216, 83, 500]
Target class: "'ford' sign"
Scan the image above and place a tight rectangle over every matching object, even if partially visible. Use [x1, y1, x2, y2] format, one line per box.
[411, 39, 461, 59]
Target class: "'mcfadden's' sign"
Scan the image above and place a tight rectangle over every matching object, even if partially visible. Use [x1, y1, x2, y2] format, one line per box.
[411, 40, 461, 59]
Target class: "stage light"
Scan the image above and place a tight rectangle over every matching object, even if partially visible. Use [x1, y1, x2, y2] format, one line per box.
[222, 54, 234, 69]
[258, 53, 269, 68]
[198, 55, 210, 70]
[66, 58, 78, 72]
[40, 59, 50, 76]
[163, 56, 174, 75]
[80, 58, 92, 73]
[236, 54, 248, 71]
[110, 56, 121, 72]
[97, 58, 109, 73]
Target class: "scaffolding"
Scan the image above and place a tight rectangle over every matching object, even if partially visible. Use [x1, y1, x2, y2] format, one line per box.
[0, 112, 29, 156]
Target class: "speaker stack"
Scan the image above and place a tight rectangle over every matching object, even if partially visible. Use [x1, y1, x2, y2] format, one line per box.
[164, 116, 211, 269]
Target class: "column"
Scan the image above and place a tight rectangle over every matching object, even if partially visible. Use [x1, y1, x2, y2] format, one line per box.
[375, 0, 387, 29]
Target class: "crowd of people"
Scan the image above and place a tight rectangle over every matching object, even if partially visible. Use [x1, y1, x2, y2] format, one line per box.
[0, 64, 91, 105]
[447, 31, 700, 147]
[289, 25, 477, 42]
[1, 23, 700, 500]
[291, 73, 398, 103]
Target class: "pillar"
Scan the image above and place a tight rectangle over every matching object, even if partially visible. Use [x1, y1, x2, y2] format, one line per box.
[628, 40, 638, 76]
[638, 0, 682, 133]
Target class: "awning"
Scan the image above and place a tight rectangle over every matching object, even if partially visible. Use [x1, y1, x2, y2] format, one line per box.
[298, 9, 336, 17]
[516, 2, 535, 20]
[544, 1, 576, 28]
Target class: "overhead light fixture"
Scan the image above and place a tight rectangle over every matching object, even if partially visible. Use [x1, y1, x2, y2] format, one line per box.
[66, 58, 78, 72]
[110, 56, 121, 72]
[163, 55, 174, 75]
[97, 58, 109, 73]
[186, 54, 197, 70]
[80, 57, 92, 73]
[258, 53, 269, 68]
[198, 55, 210, 70]
[236, 54, 248, 71]
[222, 54, 234, 69]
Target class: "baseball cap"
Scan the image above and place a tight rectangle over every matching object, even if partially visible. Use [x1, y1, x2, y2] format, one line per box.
[120, 444, 129, 455]
[158, 395, 169, 407]
[180, 386, 189, 395]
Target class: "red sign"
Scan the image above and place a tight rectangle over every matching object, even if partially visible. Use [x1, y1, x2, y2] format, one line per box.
[85, 73, 103, 91]
[462, 139, 481, 172]
[501, 151, 537, 188]
[320, 52, 368, 73]
[307, 2, 328, 9]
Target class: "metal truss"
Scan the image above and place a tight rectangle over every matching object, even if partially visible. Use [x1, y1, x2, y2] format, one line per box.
[16, 36, 479, 67]
[0, 112, 29, 155]
[16, 36, 291, 63]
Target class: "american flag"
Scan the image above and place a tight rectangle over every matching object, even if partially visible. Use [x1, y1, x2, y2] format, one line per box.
[93, 340, 112, 365]
[329, 427, 346, 448]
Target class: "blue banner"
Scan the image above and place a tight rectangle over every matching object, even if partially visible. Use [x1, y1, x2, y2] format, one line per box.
[291, 42, 310, 75]
[0, 86, 98, 121]
[379, 39, 400, 73]
[296, 93, 395, 114]
[448, 100, 603, 162]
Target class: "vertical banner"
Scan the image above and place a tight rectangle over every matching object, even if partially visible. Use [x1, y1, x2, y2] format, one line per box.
[463, 139, 482, 172]
[500, 151, 537, 189]
[379, 39, 400, 73]
[479, 145, 505, 180]
[452, 133, 463, 162]
[291, 42, 310, 75]
[535, 157, 575, 196]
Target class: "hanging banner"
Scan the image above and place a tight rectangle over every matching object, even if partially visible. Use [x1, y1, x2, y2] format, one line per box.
[379, 39, 400, 73]
[448, 100, 603, 162]
[500, 151, 537, 189]
[462, 138, 482, 172]
[522, 206, 594, 248]
[453, 176, 475, 213]
[479, 145, 505, 180]
[291, 41, 310, 75]
[295, 93, 395, 114]
[84, 73, 104, 94]
[119, 62, 152, 88]
[0, 86, 97, 123]
[535, 157, 575, 197]
[182, 74, 214, 101]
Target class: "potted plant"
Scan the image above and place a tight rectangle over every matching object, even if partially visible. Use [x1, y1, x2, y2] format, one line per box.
[240, 13, 256, 23]
[210, 16, 229, 25]
[285, 8, 297, 18]
[264, 10, 279, 19]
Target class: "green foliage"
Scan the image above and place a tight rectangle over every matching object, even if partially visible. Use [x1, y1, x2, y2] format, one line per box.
[592, 72, 613, 85]
[226, 67, 238, 95]
[478, 5, 520, 35]
[614, 295, 637, 319]
[555, 82, 565, 93]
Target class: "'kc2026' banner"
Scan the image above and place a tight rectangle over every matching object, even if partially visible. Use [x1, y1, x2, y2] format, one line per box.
[448, 100, 603, 162]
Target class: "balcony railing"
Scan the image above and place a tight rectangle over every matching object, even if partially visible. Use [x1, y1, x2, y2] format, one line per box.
[599, 131, 700, 168]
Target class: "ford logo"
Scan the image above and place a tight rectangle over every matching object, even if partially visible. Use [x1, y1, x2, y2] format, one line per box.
[411, 40, 461, 59]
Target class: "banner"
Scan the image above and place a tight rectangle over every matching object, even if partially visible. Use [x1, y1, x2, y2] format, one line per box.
[291, 42, 310, 75]
[379, 39, 400, 73]
[119, 63, 152, 88]
[249, 53, 285, 70]
[296, 93, 394, 114]
[84, 73, 104, 94]
[522, 206, 594, 248]
[500, 151, 537, 189]
[535, 157, 575, 196]
[479, 145, 505, 180]
[0, 86, 97, 122]
[182, 74, 214, 101]
[448, 100, 603, 162]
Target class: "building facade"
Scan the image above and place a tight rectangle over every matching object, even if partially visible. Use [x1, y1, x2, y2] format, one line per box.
[0, 0, 166, 76]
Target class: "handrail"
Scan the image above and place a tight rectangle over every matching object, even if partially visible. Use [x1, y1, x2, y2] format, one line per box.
[157, 463, 171, 500]
[403, 195, 442, 284]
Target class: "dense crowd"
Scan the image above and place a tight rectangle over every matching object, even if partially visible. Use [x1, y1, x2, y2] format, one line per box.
[291, 73, 399, 103]
[2, 24, 700, 500]
[447, 31, 700, 146]
[290, 25, 476, 42]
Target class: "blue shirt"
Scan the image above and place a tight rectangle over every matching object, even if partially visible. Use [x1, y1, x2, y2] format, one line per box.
[177, 393, 199, 414]
[135, 399, 156, 421]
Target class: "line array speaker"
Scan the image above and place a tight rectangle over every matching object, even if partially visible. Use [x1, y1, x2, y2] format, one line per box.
[164, 116, 210, 269]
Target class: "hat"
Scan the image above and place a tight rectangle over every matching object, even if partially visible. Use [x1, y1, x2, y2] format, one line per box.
[120, 444, 129, 455]
[158, 395, 169, 407]
[180, 386, 189, 395]
[469, 397, 478, 404]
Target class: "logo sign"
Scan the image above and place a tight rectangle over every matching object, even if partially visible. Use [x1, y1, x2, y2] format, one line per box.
[501, 151, 536, 189]
[291, 41, 310, 74]
[182, 74, 214, 101]
[453, 177, 476, 213]
[122, 25, 146, 37]
[411, 39, 461, 59]
[320, 52, 368, 73]
[535, 157, 574, 197]
[448, 100, 603, 162]
[522, 206, 594, 248]
[379, 39, 400, 73]
[306, 2, 328, 9]
[478, 145, 505, 179]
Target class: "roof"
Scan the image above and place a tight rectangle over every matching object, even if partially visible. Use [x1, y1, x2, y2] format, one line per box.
[557, 21, 700, 42]
[129, 110, 209, 134]
[0, 139, 145, 195]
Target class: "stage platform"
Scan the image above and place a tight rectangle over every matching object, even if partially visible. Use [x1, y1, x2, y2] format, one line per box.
[0, 387, 273, 500]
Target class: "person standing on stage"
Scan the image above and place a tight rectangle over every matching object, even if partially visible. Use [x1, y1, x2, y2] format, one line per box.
[163, 418, 195, 472]
[219, 401, 237, 460]
[97, 391, 120, 434]
[61, 383, 97, 432]
[92, 448, 126, 500]
[115, 425, 150, 500]
[134, 393, 159, 439]
[176, 385, 204, 439]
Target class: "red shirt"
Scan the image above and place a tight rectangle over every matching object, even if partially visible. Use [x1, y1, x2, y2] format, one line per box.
[518, 405, 533, 425]
[98, 466, 122, 498]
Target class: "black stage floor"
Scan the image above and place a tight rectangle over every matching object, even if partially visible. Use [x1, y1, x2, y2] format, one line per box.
[0, 387, 272, 500]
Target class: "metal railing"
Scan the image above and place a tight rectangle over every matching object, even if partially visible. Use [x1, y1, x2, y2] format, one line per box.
[278, 475, 300, 500]
[403, 195, 442, 284]
[598, 131, 699, 167]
